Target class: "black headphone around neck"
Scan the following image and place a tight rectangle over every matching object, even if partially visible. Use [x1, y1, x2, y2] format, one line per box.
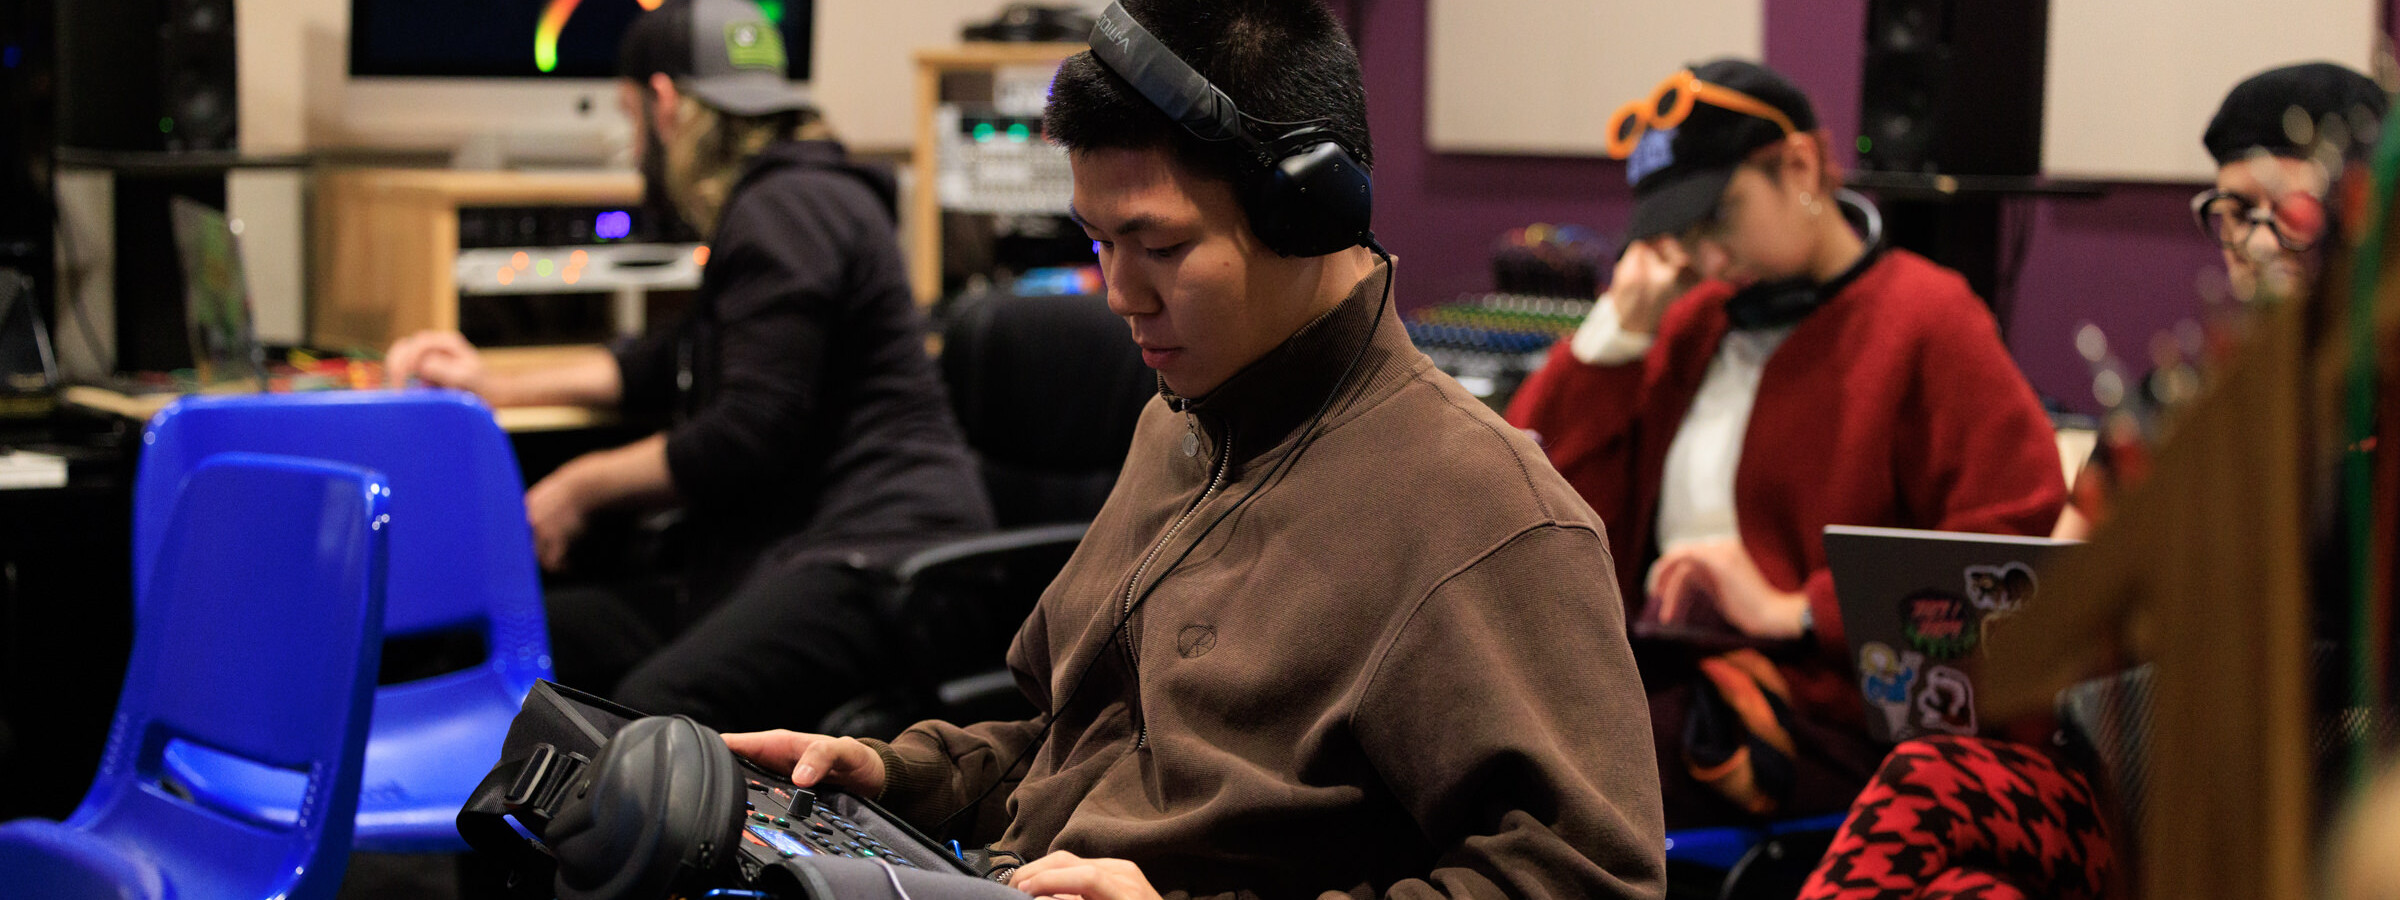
[1721, 188, 1887, 330]
[1086, 1, 1373, 258]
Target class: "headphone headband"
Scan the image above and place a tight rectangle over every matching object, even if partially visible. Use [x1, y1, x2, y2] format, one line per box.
[1090, 3, 1255, 150]
[1082, 1, 1373, 258]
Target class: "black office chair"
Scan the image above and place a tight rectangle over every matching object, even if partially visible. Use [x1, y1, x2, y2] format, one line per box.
[820, 288, 1151, 739]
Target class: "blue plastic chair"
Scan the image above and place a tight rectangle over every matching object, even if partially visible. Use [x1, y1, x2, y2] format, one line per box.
[134, 389, 553, 852]
[1664, 812, 1852, 895]
[0, 453, 390, 900]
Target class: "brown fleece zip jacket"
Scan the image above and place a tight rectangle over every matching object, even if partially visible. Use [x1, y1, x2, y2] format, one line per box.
[862, 262, 1665, 899]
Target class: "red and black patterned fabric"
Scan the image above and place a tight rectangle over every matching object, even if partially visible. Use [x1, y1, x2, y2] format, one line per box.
[1798, 735, 2117, 900]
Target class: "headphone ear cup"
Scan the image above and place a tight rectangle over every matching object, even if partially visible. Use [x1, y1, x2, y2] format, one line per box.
[1721, 278, 1820, 331]
[548, 715, 746, 900]
[1243, 139, 1373, 258]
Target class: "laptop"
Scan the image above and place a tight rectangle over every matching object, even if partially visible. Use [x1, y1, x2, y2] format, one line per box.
[1823, 524, 2076, 744]
[167, 196, 267, 389]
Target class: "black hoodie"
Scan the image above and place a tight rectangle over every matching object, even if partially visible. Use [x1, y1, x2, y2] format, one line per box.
[614, 139, 993, 607]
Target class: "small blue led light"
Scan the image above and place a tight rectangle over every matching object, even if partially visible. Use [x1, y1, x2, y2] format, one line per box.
[594, 210, 633, 241]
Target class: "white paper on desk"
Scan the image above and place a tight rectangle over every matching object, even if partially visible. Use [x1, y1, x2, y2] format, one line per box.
[0, 450, 67, 489]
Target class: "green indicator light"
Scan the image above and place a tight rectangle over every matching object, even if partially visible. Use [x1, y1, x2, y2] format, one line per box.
[972, 122, 996, 142]
[757, 0, 784, 22]
[1006, 122, 1030, 142]
[1857, 135, 1872, 154]
[535, 259, 556, 277]
[159, 117, 175, 134]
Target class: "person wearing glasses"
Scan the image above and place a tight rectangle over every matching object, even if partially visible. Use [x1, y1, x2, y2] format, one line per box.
[1505, 59, 2066, 827]
[2197, 62, 2385, 305]
[2056, 61, 2385, 540]
[1793, 62, 2388, 900]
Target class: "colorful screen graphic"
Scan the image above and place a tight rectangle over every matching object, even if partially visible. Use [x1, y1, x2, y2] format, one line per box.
[350, 0, 812, 80]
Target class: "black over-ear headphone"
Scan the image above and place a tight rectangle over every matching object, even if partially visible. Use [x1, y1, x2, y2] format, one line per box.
[1086, 1, 1373, 258]
[1721, 188, 1887, 330]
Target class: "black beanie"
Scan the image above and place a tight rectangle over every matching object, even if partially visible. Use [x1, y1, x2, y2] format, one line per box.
[2203, 62, 2388, 165]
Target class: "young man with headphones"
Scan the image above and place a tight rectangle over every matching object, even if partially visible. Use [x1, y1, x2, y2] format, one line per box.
[1505, 60, 2065, 827]
[722, 1, 1666, 897]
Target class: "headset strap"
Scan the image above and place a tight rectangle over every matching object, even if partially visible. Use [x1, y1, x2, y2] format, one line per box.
[456, 742, 595, 894]
[1089, 2, 1256, 150]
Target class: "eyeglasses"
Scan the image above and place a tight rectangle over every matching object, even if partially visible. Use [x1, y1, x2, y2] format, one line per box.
[1605, 69, 1800, 160]
[2189, 188, 2325, 252]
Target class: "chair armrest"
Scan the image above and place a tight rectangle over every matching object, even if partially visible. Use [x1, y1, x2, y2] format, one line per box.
[892, 522, 1090, 584]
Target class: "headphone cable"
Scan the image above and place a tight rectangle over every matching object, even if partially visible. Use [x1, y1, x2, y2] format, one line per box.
[930, 240, 1395, 838]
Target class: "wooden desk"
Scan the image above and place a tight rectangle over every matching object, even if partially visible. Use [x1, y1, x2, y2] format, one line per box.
[59, 346, 625, 433]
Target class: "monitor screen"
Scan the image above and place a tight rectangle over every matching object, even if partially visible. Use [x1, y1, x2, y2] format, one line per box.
[350, 0, 814, 80]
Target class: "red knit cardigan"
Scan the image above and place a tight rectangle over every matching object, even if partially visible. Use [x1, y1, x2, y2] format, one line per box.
[1505, 249, 2067, 727]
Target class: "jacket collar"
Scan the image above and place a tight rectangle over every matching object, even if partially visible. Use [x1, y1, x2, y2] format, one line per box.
[1160, 259, 1397, 474]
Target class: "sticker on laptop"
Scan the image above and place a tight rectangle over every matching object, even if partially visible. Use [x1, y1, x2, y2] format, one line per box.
[1963, 562, 2038, 613]
[1858, 641, 1924, 741]
[1915, 665, 1977, 735]
[1900, 588, 1978, 659]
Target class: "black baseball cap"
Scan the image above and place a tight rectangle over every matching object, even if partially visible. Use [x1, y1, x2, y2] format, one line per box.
[2203, 62, 2386, 165]
[618, 0, 811, 117]
[1620, 59, 1818, 242]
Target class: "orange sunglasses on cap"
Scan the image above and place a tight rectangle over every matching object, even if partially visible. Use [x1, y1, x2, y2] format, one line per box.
[1605, 69, 1800, 160]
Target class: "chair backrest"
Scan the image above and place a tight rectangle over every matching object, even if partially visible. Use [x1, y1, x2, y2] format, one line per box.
[940, 291, 1153, 527]
[134, 390, 549, 688]
[72, 452, 388, 900]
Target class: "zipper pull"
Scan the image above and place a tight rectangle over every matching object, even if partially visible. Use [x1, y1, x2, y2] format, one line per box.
[1182, 414, 1201, 458]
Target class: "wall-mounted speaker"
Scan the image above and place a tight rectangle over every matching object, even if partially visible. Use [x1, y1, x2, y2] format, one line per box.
[57, 0, 236, 153]
[160, 0, 236, 152]
[1857, 0, 2046, 176]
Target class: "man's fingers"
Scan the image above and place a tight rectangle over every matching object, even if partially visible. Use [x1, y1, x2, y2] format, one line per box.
[1013, 865, 1104, 899]
[792, 736, 883, 794]
[722, 730, 811, 773]
[1011, 853, 1152, 900]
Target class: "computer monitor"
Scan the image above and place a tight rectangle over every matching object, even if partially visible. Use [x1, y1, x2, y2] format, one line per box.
[325, 0, 815, 165]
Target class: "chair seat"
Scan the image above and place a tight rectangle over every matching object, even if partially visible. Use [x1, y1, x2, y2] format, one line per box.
[0, 820, 167, 900]
[163, 670, 528, 852]
[1663, 824, 1766, 871]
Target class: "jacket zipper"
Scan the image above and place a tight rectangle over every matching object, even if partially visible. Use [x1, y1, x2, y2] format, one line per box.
[1117, 413, 1232, 750]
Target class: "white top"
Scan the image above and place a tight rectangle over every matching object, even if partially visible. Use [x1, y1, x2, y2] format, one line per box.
[1570, 293, 1794, 562]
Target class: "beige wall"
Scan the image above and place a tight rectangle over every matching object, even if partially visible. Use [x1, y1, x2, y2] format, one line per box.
[2043, 0, 2377, 181]
[1425, 0, 1764, 156]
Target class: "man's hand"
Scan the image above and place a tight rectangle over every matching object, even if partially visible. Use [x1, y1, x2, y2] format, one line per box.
[522, 465, 594, 571]
[1647, 539, 1810, 640]
[385, 330, 489, 395]
[1009, 851, 1162, 900]
[1608, 238, 1699, 336]
[721, 730, 888, 798]
[519, 435, 677, 572]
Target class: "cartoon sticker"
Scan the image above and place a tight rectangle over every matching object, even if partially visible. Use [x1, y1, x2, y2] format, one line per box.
[1915, 665, 1977, 735]
[1857, 641, 1924, 741]
[1900, 589, 1978, 659]
[1964, 562, 2038, 613]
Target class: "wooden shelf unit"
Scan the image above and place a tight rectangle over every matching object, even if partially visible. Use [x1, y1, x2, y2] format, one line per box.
[906, 42, 1083, 304]
[310, 168, 642, 352]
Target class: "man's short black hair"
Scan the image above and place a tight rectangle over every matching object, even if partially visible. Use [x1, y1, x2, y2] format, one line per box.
[1043, 0, 1372, 183]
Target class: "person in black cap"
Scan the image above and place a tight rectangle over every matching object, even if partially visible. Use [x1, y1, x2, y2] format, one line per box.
[1506, 58, 2066, 827]
[2198, 61, 2386, 305]
[1795, 62, 2394, 899]
[2054, 61, 2385, 542]
[386, 0, 992, 731]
